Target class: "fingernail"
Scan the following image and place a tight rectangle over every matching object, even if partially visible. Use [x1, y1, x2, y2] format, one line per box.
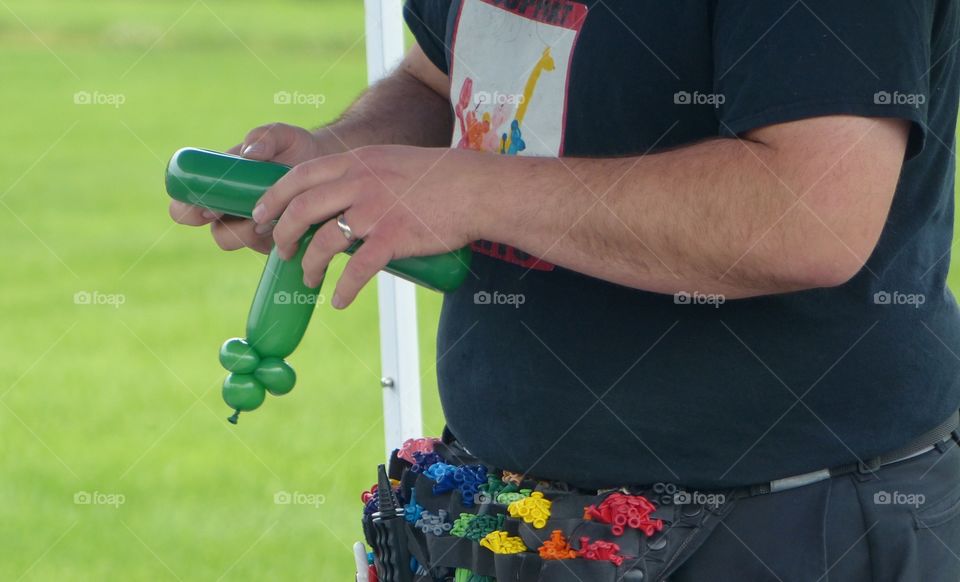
[242, 143, 264, 156]
[202, 210, 216, 220]
[254, 223, 273, 235]
[252, 204, 266, 223]
[332, 293, 344, 309]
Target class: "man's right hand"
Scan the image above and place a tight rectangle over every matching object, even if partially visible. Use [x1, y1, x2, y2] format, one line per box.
[168, 123, 338, 254]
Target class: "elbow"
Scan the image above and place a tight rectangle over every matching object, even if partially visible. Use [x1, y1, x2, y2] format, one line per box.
[782, 237, 878, 290]
[798, 257, 866, 289]
[773, 184, 893, 291]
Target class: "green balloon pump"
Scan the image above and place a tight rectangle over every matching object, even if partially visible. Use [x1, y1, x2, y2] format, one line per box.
[165, 148, 471, 423]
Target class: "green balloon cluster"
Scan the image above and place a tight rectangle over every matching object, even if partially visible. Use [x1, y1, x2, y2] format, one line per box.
[220, 338, 296, 422]
[165, 147, 472, 424]
[219, 230, 322, 423]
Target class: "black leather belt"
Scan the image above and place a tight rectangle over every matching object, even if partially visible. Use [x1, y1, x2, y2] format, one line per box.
[747, 411, 960, 497]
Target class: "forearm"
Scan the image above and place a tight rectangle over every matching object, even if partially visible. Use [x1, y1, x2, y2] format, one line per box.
[477, 118, 904, 298]
[314, 58, 452, 151]
[476, 144, 780, 298]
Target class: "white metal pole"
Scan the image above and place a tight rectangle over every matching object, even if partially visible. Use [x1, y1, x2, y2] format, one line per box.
[364, 0, 423, 460]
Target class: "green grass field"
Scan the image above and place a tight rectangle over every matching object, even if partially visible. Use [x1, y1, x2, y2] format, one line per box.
[2, 1, 959, 580]
[0, 1, 447, 579]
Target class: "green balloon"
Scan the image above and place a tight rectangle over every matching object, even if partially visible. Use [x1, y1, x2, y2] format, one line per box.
[222, 374, 266, 412]
[246, 230, 322, 358]
[165, 148, 472, 292]
[255, 357, 297, 396]
[218, 338, 260, 373]
[164, 147, 474, 421]
[166, 147, 290, 220]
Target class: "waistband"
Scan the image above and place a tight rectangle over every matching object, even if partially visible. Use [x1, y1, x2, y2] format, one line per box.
[744, 410, 960, 497]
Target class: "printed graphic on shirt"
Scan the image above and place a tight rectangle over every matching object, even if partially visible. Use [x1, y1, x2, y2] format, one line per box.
[450, 0, 587, 270]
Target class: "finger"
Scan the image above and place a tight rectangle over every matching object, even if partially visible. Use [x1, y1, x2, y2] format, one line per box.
[300, 214, 355, 288]
[226, 143, 242, 155]
[271, 179, 358, 260]
[331, 238, 393, 309]
[170, 200, 221, 225]
[211, 218, 273, 253]
[254, 154, 352, 225]
[240, 123, 299, 161]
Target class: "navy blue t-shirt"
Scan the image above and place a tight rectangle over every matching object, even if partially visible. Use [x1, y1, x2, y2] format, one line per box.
[405, 0, 960, 489]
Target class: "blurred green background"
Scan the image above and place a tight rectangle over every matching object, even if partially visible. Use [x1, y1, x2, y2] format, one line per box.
[2, 1, 960, 580]
[0, 0, 448, 579]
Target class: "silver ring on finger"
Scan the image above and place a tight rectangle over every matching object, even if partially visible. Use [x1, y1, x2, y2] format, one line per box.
[336, 213, 356, 242]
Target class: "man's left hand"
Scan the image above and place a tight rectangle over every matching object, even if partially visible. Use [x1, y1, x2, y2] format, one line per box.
[253, 145, 483, 309]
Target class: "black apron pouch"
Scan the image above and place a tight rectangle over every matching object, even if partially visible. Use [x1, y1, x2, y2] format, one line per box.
[471, 540, 497, 577]
[447, 488, 478, 516]
[398, 467, 418, 505]
[413, 472, 452, 515]
[425, 534, 473, 570]
[494, 552, 544, 582]
[405, 527, 431, 574]
[540, 558, 618, 581]
[388, 448, 407, 481]
[642, 493, 739, 580]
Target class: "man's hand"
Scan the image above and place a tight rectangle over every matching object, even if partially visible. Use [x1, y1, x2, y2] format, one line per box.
[168, 123, 338, 254]
[253, 146, 479, 308]
[232, 122, 325, 165]
[167, 44, 454, 256]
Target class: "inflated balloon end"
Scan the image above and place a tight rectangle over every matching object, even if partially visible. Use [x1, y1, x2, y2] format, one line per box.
[166, 147, 471, 423]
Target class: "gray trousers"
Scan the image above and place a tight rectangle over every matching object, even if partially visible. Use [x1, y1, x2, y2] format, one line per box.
[672, 434, 960, 582]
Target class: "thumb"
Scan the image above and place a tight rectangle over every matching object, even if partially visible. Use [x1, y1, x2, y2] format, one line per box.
[240, 138, 276, 161]
[239, 123, 304, 162]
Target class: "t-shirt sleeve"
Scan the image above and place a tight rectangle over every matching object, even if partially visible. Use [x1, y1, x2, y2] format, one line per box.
[714, 0, 933, 157]
[403, 0, 454, 75]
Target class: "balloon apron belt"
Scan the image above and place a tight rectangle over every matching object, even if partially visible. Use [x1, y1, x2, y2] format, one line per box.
[360, 440, 736, 582]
